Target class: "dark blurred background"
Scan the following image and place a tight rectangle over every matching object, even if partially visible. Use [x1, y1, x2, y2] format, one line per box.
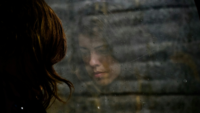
[44, 0, 200, 113]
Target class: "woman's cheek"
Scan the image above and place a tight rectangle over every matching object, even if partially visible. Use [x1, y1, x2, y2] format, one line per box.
[101, 56, 112, 70]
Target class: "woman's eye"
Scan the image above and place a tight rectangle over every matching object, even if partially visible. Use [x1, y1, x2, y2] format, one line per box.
[96, 48, 110, 54]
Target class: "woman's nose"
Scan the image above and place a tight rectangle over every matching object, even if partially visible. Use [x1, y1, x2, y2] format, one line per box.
[89, 52, 101, 67]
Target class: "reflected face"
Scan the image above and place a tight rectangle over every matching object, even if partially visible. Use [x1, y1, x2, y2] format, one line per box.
[78, 34, 121, 86]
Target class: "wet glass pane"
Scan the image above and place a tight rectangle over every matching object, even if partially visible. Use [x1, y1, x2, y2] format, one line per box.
[45, 0, 200, 113]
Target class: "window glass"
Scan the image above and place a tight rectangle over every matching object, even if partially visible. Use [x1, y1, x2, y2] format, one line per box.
[46, 0, 200, 113]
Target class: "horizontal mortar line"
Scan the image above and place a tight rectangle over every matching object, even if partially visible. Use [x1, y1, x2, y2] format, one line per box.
[71, 92, 200, 97]
[85, 5, 196, 16]
[100, 92, 200, 96]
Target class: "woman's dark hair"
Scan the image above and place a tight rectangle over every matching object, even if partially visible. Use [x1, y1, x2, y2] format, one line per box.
[69, 15, 154, 80]
[0, 0, 73, 109]
[69, 16, 125, 80]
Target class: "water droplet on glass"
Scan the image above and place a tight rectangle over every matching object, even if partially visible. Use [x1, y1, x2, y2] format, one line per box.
[97, 106, 100, 109]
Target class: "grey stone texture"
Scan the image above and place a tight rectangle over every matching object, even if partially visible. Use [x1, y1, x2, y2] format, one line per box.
[45, 0, 200, 113]
[47, 95, 200, 113]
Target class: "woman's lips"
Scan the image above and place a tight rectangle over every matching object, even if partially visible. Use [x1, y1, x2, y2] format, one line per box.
[94, 72, 106, 78]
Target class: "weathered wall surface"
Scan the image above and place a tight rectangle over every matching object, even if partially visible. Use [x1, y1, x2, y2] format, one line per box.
[45, 0, 200, 113]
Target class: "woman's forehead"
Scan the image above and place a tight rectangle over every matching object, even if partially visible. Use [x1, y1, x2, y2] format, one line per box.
[78, 34, 106, 46]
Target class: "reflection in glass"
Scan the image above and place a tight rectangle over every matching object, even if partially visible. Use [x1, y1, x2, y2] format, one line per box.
[78, 34, 121, 86]
[45, 0, 200, 113]
[71, 18, 122, 87]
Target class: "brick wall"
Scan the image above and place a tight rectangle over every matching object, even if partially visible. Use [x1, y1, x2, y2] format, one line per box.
[45, 0, 200, 113]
